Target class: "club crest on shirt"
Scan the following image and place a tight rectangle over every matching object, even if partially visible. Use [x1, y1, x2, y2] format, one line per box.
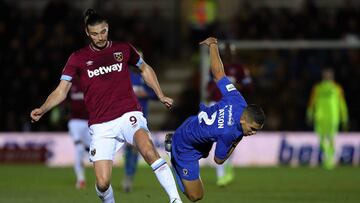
[182, 168, 188, 176]
[91, 148, 96, 156]
[86, 60, 93, 66]
[113, 52, 123, 62]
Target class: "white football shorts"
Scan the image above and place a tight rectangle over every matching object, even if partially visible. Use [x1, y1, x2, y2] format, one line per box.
[68, 119, 91, 147]
[88, 111, 149, 162]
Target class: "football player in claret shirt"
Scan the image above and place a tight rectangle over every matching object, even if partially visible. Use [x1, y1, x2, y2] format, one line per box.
[31, 9, 182, 203]
[165, 37, 265, 202]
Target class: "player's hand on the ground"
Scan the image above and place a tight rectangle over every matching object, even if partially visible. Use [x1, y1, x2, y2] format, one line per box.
[199, 37, 218, 46]
[159, 96, 173, 109]
[30, 108, 44, 123]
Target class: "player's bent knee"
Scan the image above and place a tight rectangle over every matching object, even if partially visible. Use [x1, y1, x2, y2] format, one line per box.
[96, 177, 110, 192]
[183, 180, 204, 202]
[96, 181, 110, 192]
[186, 193, 203, 202]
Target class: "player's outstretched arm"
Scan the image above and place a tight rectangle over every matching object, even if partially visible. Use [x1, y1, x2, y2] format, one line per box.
[139, 62, 173, 109]
[199, 37, 226, 82]
[30, 80, 72, 122]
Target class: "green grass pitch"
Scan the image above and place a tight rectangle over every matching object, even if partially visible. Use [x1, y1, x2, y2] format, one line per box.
[0, 165, 359, 203]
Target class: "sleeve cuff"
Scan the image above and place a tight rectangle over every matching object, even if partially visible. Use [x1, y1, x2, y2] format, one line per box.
[136, 58, 144, 67]
[60, 75, 72, 81]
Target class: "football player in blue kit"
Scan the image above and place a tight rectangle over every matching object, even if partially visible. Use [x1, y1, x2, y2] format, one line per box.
[165, 37, 265, 202]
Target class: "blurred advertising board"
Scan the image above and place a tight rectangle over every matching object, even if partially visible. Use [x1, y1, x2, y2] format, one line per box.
[0, 132, 359, 167]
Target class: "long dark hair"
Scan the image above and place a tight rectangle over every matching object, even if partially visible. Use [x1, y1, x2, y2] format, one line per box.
[83, 8, 107, 27]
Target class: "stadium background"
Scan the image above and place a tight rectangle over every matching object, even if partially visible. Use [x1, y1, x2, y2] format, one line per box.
[0, 0, 359, 202]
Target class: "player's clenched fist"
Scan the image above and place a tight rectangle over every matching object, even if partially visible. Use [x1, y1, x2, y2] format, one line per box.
[30, 108, 44, 123]
[159, 96, 173, 109]
[199, 37, 218, 46]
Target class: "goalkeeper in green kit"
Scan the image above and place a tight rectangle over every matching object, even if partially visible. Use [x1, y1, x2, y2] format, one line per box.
[306, 68, 349, 169]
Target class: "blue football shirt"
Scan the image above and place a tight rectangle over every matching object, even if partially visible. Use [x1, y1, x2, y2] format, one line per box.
[172, 76, 247, 162]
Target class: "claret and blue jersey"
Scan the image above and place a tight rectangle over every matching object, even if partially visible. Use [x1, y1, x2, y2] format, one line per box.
[60, 41, 143, 125]
[172, 76, 247, 163]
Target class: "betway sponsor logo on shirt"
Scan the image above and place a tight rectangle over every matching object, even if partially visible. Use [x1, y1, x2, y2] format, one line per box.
[87, 63, 123, 78]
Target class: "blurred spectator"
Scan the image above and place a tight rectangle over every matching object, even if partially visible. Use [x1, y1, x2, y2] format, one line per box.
[188, 0, 218, 50]
[42, 0, 70, 25]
